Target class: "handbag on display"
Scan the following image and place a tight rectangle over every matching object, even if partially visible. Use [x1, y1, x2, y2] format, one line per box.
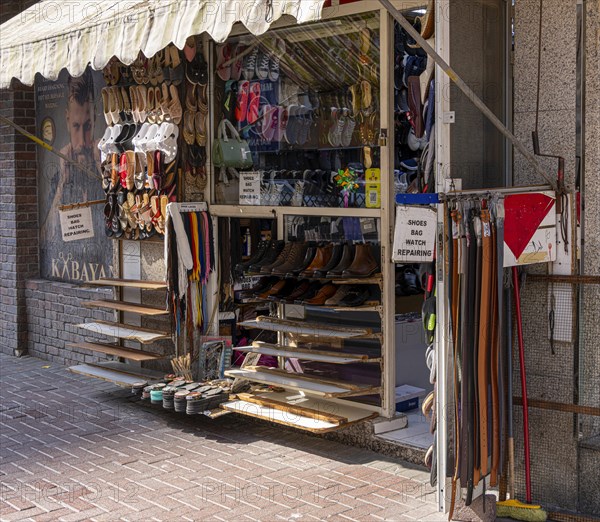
[212, 119, 253, 169]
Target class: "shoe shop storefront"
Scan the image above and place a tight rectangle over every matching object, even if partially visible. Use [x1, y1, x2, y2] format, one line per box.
[2, 0, 568, 517]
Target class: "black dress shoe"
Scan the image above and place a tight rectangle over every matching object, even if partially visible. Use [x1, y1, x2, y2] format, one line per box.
[247, 240, 285, 274]
[338, 286, 372, 307]
[237, 240, 270, 274]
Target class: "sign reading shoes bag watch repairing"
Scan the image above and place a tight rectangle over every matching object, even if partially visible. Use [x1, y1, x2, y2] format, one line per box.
[239, 171, 261, 205]
[393, 206, 436, 263]
[59, 207, 95, 242]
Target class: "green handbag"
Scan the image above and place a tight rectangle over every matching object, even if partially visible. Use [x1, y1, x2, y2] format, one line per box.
[212, 119, 254, 169]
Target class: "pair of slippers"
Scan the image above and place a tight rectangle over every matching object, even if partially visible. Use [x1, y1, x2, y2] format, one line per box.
[184, 36, 208, 85]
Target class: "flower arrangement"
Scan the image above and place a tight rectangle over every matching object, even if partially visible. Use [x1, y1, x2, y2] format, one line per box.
[335, 167, 360, 207]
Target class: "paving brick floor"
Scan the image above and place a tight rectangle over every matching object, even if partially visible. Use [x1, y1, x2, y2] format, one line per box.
[0, 354, 441, 521]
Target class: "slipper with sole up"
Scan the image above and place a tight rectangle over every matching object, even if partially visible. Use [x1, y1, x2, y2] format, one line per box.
[246, 82, 261, 125]
[235, 80, 250, 123]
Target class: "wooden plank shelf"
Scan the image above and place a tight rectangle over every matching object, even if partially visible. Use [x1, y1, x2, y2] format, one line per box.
[239, 316, 372, 339]
[221, 390, 378, 432]
[76, 320, 170, 344]
[68, 362, 164, 388]
[89, 278, 167, 290]
[66, 342, 165, 361]
[331, 276, 382, 285]
[224, 367, 380, 399]
[83, 300, 168, 316]
[235, 342, 380, 364]
[305, 304, 381, 313]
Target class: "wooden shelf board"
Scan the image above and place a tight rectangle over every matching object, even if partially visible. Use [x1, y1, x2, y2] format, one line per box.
[68, 363, 163, 388]
[84, 300, 168, 316]
[66, 342, 165, 361]
[305, 304, 381, 313]
[89, 278, 167, 290]
[331, 276, 382, 285]
[76, 321, 170, 344]
[235, 343, 380, 364]
[224, 368, 380, 399]
[221, 390, 377, 433]
[239, 317, 371, 339]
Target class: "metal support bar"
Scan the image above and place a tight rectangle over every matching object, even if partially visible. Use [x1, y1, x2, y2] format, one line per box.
[377, 0, 558, 192]
[0, 114, 100, 181]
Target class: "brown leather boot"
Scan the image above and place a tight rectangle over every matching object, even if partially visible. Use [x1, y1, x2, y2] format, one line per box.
[271, 242, 311, 276]
[257, 279, 287, 299]
[259, 241, 294, 274]
[326, 242, 355, 278]
[300, 244, 333, 277]
[341, 243, 380, 278]
[303, 283, 338, 305]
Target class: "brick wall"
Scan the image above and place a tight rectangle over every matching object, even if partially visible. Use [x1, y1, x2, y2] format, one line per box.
[24, 279, 116, 366]
[0, 81, 39, 356]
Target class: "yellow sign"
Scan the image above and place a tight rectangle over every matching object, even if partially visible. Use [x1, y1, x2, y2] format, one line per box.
[365, 168, 381, 208]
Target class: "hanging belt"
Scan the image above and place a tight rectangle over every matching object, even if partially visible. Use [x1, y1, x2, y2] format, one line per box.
[448, 205, 464, 521]
[489, 211, 499, 487]
[477, 208, 492, 479]
[463, 206, 477, 505]
[492, 199, 506, 486]
[472, 210, 482, 490]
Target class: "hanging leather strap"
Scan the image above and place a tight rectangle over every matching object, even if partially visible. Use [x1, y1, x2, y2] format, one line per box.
[472, 211, 482, 490]
[478, 208, 492, 479]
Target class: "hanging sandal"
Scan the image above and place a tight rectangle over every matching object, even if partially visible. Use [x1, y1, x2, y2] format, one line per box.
[168, 84, 182, 124]
[194, 111, 207, 146]
[183, 110, 196, 145]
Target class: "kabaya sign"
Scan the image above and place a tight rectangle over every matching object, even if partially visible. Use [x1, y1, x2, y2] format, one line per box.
[392, 206, 437, 263]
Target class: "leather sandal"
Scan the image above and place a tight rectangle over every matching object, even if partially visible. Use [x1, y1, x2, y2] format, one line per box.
[168, 84, 182, 124]
[183, 110, 195, 145]
[185, 81, 197, 111]
[163, 158, 178, 189]
[125, 150, 135, 190]
[152, 150, 164, 191]
[145, 150, 154, 188]
[194, 111, 206, 146]
[146, 87, 156, 123]
[101, 88, 112, 125]
[137, 85, 147, 122]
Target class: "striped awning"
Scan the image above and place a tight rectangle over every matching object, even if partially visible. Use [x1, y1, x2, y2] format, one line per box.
[0, 0, 325, 89]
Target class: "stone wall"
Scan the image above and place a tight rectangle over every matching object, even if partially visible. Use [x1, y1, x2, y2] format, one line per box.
[513, 0, 599, 514]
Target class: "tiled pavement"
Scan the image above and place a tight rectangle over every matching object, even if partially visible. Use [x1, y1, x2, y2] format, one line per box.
[0, 354, 442, 521]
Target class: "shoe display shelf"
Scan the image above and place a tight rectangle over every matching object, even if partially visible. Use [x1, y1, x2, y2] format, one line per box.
[67, 277, 173, 386]
[222, 238, 386, 431]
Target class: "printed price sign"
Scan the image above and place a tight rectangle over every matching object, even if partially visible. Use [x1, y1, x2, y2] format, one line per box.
[59, 207, 94, 242]
[392, 206, 436, 263]
[239, 171, 261, 205]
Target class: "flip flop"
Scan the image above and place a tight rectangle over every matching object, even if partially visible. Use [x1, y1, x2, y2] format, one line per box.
[246, 81, 261, 125]
[216, 43, 232, 81]
[235, 80, 250, 123]
[261, 105, 278, 142]
[231, 44, 245, 81]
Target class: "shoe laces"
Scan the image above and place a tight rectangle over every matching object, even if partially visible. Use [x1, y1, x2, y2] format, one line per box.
[258, 53, 270, 70]
[244, 49, 258, 69]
